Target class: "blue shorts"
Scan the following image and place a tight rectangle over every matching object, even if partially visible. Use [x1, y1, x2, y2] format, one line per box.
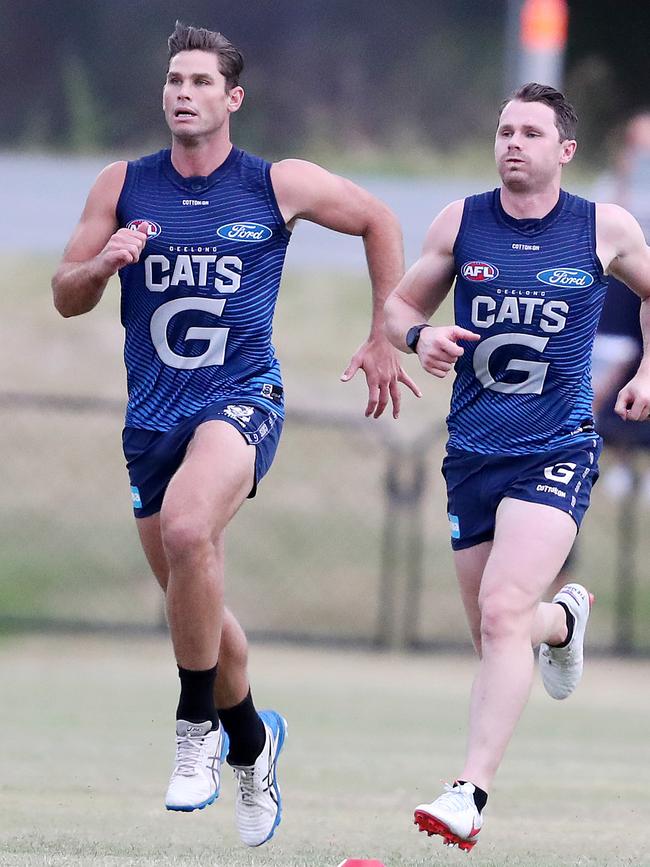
[442, 437, 602, 551]
[123, 400, 283, 518]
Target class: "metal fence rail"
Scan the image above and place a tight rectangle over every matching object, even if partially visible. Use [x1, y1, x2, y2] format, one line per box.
[1, 391, 649, 655]
[0, 391, 447, 648]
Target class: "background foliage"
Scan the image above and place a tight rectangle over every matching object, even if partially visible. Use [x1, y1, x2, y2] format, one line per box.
[2, 1, 649, 165]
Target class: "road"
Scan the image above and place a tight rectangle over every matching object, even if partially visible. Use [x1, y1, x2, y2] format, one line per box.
[2, 151, 492, 268]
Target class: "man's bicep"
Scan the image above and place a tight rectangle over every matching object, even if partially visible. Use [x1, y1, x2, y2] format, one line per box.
[272, 159, 378, 233]
[396, 249, 455, 315]
[62, 162, 126, 262]
[62, 209, 118, 263]
[395, 205, 462, 313]
[598, 203, 650, 298]
[609, 240, 650, 301]
[302, 174, 380, 234]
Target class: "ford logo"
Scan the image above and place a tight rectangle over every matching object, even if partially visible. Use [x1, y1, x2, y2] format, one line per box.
[536, 267, 594, 288]
[217, 222, 273, 243]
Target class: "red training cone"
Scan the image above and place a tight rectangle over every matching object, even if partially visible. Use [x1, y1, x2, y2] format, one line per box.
[337, 861, 386, 867]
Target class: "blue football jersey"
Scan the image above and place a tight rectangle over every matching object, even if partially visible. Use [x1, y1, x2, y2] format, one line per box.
[116, 147, 290, 431]
[448, 189, 608, 454]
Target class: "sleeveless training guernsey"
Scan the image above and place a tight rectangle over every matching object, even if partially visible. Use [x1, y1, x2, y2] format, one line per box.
[448, 188, 608, 455]
[116, 147, 290, 431]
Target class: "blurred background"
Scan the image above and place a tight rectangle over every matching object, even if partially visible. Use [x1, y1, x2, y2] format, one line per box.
[2, 0, 650, 654]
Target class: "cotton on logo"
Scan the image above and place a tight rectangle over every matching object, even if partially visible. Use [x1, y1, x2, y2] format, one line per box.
[544, 462, 577, 484]
[461, 261, 499, 282]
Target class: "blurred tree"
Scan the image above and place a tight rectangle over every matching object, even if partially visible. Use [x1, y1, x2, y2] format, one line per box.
[2, 0, 646, 167]
[0, 0, 501, 158]
[566, 1, 650, 162]
[62, 55, 103, 152]
[0, 0, 60, 148]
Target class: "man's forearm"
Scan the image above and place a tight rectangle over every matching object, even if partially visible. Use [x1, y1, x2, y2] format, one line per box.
[52, 259, 110, 318]
[384, 293, 430, 352]
[362, 208, 405, 338]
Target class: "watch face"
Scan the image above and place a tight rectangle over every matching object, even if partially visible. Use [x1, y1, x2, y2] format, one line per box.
[407, 324, 425, 351]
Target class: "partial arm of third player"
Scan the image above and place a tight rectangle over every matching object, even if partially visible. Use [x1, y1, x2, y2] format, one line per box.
[598, 203, 650, 420]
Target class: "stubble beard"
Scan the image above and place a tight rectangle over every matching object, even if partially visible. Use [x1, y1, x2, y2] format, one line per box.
[500, 163, 547, 195]
[501, 172, 530, 193]
[172, 129, 202, 148]
[170, 116, 225, 149]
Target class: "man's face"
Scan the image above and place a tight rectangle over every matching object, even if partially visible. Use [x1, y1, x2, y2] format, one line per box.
[163, 50, 243, 142]
[495, 99, 576, 192]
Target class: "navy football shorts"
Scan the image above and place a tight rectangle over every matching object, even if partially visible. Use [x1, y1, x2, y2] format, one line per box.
[442, 437, 602, 551]
[122, 399, 283, 518]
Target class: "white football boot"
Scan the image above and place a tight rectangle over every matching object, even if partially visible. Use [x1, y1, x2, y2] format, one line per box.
[230, 710, 287, 847]
[165, 720, 229, 811]
[539, 582, 593, 700]
[414, 782, 483, 851]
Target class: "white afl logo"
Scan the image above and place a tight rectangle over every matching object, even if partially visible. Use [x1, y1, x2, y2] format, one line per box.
[462, 261, 499, 282]
[127, 219, 162, 238]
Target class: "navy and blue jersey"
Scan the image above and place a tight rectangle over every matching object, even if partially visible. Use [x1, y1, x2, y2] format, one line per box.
[448, 189, 608, 455]
[116, 147, 290, 431]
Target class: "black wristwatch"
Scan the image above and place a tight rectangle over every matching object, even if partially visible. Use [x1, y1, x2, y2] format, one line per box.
[406, 323, 431, 353]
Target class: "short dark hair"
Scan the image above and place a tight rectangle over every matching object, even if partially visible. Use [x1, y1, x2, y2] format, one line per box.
[500, 82, 578, 142]
[167, 21, 244, 91]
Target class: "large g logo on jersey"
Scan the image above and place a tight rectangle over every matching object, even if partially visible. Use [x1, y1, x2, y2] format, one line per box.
[473, 333, 550, 394]
[150, 298, 229, 369]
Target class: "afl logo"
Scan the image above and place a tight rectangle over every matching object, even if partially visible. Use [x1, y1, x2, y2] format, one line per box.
[462, 261, 499, 282]
[127, 219, 161, 238]
[217, 222, 272, 243]
[536, 267, 594, 288]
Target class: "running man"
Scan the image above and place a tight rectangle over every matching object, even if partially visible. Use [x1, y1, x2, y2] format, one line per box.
[52, 22, 419, 848]
[385, 83, 650, 850]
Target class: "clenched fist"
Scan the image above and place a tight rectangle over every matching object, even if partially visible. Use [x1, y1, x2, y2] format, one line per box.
[95, 222, 151, 279]
[416, 325, 481, 378]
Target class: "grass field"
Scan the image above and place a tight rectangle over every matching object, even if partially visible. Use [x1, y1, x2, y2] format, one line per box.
[1, 635, 649, 867]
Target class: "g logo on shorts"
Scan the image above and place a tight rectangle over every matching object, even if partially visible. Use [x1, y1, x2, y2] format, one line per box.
[442, 438, 602, 550]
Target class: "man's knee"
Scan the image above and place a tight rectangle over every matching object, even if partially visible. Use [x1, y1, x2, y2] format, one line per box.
[479, 591, 529, 644]
[160, 511, 213, 563]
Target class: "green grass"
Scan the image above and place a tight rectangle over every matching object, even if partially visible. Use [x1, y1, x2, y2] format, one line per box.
[1, 636, 649, 866]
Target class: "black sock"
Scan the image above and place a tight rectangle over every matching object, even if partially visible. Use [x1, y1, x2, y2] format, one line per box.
[553, 602, 575, 648]
[176, 664, 218, 728]
[457, 780, 488, 814]
[218, 689, 266, 766]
